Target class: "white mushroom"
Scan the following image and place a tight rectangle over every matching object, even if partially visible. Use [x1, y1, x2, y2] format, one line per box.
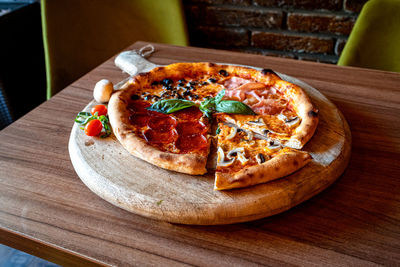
[217, 147, 235, 167]
[237, 152, 249, 164]
[244, 129, 253, 141]
[267, 140, 281, 150]
[278, 113, 300, 126]
[93, 79, 114, 103]
[285, 117, 300, 126]
[226, 127, 237, 140]
[246, 118, 265, 126]
[227, 147, 244, 159]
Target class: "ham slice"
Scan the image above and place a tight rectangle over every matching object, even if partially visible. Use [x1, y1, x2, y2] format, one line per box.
[249, 98, 283, 115]
[235, 82, 266, 91]
[223, 80, 282, 115]
[223, 77, 251, 89]
[224, 89, 245, 101]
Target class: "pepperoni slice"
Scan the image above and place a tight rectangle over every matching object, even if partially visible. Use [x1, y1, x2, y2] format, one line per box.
[143, 129, 177, 144]
[176, 121, 207, 136]
[176, 133, 208, 153]
[146, 110, 170, 117]
[129, 114, 151, 127]
[148, 116, 177, 133]
[173, 106, 203, 120]
[127, 100, 151, 114]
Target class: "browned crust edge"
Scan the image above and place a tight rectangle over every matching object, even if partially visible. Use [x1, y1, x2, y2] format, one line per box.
[214, 150, 312, 190]
[274, 80, 319, 149]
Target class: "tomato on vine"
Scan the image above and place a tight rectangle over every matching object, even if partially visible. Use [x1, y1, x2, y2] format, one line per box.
[91, 105, 108, 116]
[84, 119, 103, 136]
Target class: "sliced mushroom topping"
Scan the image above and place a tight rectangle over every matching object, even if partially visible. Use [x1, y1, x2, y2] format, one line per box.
[278, 114, 300, 126]
[246, 118, 265, 126]
[268, 140, 281, 150]
[256, 153, 266, 164]
[226, 127, 237, 140]
[217, 147, 235, 167]
[237, 153, 249, 164]
[227, 147, 244, 159]
[277, 114, 287, 122]
[285, 116, 299, 126]
[244, 129, 253, 141]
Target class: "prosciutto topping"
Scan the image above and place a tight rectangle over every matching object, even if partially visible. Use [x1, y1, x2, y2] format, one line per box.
[223, 77, 251, 89]
[223, 81, 284, 115]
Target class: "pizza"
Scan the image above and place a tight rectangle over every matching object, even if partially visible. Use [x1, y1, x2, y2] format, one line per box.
[107, 62, 318, 190]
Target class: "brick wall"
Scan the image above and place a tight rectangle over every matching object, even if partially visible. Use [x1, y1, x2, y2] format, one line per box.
[183, 0, 368, 64]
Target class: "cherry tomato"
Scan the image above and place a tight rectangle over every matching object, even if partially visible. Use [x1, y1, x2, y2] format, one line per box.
[91, 105, 107, 116]
[84, 119, 103, 136]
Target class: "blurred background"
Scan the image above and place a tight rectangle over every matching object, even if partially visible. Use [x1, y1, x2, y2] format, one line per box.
[0, 0, 368, 131]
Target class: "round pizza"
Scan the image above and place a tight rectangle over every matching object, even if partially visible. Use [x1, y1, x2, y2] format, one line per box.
[108, 62, 319, 190]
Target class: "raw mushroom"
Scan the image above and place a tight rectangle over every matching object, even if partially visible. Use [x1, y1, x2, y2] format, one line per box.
[93, 79, 114, 103]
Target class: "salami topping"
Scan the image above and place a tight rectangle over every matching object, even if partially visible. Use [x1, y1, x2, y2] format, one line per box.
[176, 121, 207, 136]
[173, 106, 203, 120]
[148, 116, 177, 133]
[176, 133, 208, 153]
[143, 129, 177, 144]
[127, 100, 151, 113]
[129, 114, 151, 127]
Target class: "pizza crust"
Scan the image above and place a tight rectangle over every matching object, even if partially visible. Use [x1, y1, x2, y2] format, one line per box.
[214, 149, 311, 190]
[275, 79, 319, 149]
[108, 90, 208, 175]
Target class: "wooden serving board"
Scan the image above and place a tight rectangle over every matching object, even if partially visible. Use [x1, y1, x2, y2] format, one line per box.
[68, 72, 351, 225]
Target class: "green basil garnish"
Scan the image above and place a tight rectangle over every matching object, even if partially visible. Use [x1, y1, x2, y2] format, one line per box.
[216, 100, 256, 115]
[145, 89, 255, 118]
[147, 99, 196, 114]
[98, 115, 112, 138]
[214, 89, 225, 103]
[199, 89, 255, 116]
[199, 98, 216, 118]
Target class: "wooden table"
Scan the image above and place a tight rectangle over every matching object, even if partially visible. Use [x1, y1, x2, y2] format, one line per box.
[1, 42, 399, 266]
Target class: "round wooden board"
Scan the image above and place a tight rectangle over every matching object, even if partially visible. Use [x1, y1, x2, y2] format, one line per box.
[69, 72, 351, 225]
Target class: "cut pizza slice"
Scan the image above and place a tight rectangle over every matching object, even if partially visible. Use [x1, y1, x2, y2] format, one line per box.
[109, 96, 211, 175]
[221, 74, 319, 149]
[214, 123, 311, 190]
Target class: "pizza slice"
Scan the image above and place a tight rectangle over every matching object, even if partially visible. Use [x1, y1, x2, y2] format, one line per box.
[109, 96, 210, 174]
[214, 122, 311, 190]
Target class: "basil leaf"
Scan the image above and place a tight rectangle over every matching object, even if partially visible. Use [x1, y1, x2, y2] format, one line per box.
[147, 99, 196, 114]
[214, 89, 225, 104]
[216, 100, 256, 115]
[75, 112, 93, 125]
[99, 115, 112, 138]
[199, 98, 216, 119]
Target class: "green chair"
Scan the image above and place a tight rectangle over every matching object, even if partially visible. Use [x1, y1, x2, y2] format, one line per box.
[337, 0, 400, 72]
[41, 0, 188, 98]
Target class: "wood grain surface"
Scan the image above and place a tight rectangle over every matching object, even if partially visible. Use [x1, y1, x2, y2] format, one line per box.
[1, 42, 399, 266]
[69, 72, 351, 225]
